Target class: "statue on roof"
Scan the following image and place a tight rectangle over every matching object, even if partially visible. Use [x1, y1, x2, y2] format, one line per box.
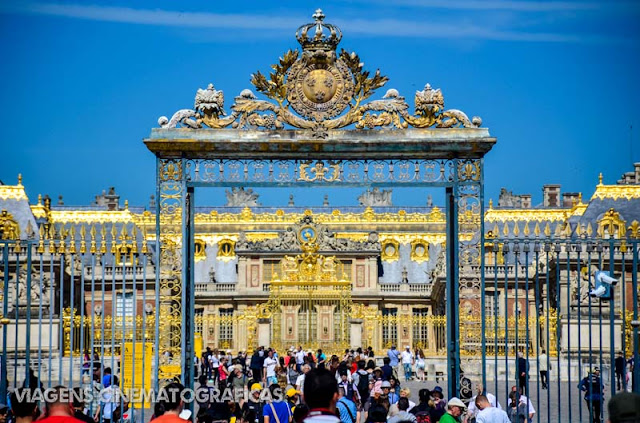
[225, 187, 260, 207]
[498, 188, 522, 208]
[358, 188, 392, 207]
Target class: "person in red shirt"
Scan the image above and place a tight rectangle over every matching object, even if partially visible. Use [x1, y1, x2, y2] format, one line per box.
[153, 382, 188, 423]
[38, 386, 85, 423]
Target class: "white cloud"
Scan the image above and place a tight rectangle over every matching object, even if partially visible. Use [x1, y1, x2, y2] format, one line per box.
[0, 2, 630, 44]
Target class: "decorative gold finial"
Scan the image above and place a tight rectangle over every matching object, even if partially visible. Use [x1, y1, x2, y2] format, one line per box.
[598, 173, 603, 185]
[37, 194, 42, 205]
[124, 199, 129, 210]
[488, 199, 493, 209]
[17, 173, 22, 186]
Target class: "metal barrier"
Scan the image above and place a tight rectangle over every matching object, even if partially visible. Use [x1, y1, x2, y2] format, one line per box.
[481, 235, 640, 423]
[1, 235, 157, 423]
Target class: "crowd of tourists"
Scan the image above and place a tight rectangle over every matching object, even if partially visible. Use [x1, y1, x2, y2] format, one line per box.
[1, 345, 638, 423]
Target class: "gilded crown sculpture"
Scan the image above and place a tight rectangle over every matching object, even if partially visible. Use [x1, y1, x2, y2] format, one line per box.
[158, 9, 482, 138]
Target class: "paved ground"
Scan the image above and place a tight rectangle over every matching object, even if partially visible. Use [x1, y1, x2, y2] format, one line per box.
[401, 377, 616, 423]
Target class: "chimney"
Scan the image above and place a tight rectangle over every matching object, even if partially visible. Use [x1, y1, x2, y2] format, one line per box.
[104, 187, 120, 211]
[520, 194, 531, 209]
[562, 192, 580, 208]
[542, 184, 561, 208]
[635, 163, 640, 183]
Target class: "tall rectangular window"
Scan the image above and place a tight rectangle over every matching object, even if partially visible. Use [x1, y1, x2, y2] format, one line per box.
[218, 308, 234, 349]
[382, 308, 397, 348]
[412, 308, 429, 349]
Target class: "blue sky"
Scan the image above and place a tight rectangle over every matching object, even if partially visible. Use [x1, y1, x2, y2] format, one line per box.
[1, 1, 639, 208]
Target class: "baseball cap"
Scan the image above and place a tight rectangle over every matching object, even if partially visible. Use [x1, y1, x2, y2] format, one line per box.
[447, 397, 467, 409]
[250, 383, 262, 391]
[381, 381, 391, 388]
[608, 392, 640, 422]
[286, 388, 300, 398]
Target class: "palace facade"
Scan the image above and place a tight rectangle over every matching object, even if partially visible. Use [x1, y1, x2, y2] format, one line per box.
[1, 163, 639, 359]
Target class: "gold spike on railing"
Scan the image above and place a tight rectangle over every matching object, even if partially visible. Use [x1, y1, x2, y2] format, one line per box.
[131, 225, 138, 254]
[493, 223, 499, 236]
[110, 224, 117, 254]
[58, 226, 66, 254]
[100, 226, 107, 254]
[89, 225, 97, 254]
[120, 224, 129, 254]
[575, 224, 582, 237]
[80, 225, 87, 254]
[586, 223, 594, 237]
[68, 225, 76, 254]
[533, 222, 540, 238]
[38, 224, 45, 253]
[544, 222, 551, 237]
[523, 222, 530, 237]
[513, 222, 520, 236]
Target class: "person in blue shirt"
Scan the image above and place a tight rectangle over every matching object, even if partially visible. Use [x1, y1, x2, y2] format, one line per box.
[263, 384, 292, 423]
[336, 386, 359, 423]
[102, 367, 112, 388]
[578, 368, 604, 423]
[387, 346, 400, 379]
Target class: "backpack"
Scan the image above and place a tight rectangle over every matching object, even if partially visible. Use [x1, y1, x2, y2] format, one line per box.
[413, 411, 431, 423]
[356, 371, 370, 400]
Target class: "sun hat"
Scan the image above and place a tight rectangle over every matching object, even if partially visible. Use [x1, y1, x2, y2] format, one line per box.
[447, 397, 467, 409]
[381, 381, 392, 388]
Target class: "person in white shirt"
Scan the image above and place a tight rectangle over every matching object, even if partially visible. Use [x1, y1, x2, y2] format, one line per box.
[296, 346, 306, 373]
[400, 346, 414, 382]
[538, 349, 549, 389]
[296, 364, 311, 394]
[466, 384, 502, 419]
[474, 395, 510, 423]
[263, 349, 279, 386]
[507, 388, 535, 421]
[209, 348, 220, 383]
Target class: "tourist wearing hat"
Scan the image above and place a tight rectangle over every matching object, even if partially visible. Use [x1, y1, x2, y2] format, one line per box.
[579, 368, 604, 423]
[286, 388, 301, 412]
[608, 391, 640, 423]
[430, 387, 446, 422]
[439, 398, 466, 423]
[242, 383, 265, 423]
[371, 368, 384, 394]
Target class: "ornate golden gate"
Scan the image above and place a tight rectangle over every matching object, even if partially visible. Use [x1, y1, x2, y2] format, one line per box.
[259, 227, 353, 353]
